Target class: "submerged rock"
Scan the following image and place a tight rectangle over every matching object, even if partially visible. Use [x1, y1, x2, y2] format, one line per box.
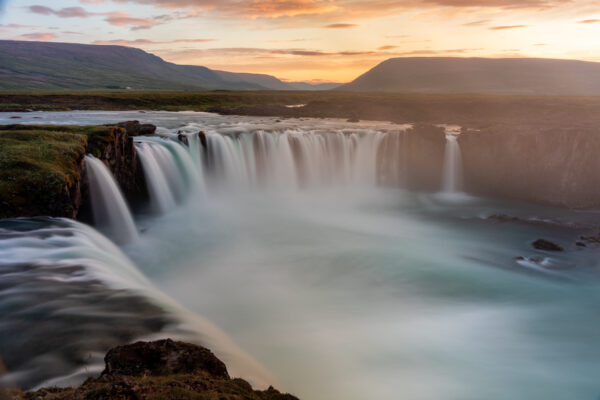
[532, 239, 564, 251]
[20, 340, 299, 400]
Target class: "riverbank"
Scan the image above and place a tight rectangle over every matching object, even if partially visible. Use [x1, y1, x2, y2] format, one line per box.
[5, 339, 298, 400]
[0, 121, 152, 219]
[2, 91, 600, 128]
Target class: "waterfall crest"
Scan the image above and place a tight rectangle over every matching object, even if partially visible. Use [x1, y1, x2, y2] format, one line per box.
[85, 155, 138, 244]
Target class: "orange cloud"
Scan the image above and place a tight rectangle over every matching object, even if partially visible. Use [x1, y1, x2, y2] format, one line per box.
[323, 23, 359, 28]
[93, 38, 215, 46]
[578, 19, 600, 23]
[15, 32, 57, 41]
[489, 25, 528, 30]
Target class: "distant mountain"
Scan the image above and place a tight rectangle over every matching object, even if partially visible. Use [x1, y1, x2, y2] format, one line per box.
[339, 57, 600, 95]
[0, 40, 332, 91]
[286, 82, 342, 91]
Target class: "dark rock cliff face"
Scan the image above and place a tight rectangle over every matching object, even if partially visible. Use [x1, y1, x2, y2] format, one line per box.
[15, 339, 299, 400]
[459, 124, 600, 208]
[378, 124, 446, 191]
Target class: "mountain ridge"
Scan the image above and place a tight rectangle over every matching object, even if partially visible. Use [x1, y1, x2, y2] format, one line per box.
[339, 57, 600, 95]
[0, 40, 339, 91]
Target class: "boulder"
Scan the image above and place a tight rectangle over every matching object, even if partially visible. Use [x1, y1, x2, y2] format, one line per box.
[532, 239, 564, 251]
[103, 339, 229, 378]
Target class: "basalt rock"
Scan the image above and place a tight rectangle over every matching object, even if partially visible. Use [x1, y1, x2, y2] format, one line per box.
[198, 130, 207, 149]
[112, 120, 156, 136]
[19, 340, 299, 400]
[103, 339, 229, 378]
[532, 239, 564, 251]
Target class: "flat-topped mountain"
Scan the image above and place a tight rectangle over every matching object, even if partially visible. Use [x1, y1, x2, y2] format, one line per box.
[0, 40, 337, 91]
[339, 57, 600, 95]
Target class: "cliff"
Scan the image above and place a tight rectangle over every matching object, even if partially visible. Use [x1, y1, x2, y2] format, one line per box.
[459, 124, 600, 208]
[6, 339, 298, 400]
[0, 121, 152, 219]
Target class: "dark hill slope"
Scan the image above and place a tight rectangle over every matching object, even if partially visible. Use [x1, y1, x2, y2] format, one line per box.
[339, 57, 600, 95]
[0, 41, 288, 90]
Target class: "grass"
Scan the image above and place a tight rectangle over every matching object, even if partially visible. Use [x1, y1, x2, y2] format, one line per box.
[0, 125, 115, 218]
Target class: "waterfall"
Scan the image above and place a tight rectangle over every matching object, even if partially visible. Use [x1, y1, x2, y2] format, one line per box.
[442, 133, 464, 193]
[203, 130, 396, 191]
[135, 137, 205, 214]
[84, 156, 138, 244]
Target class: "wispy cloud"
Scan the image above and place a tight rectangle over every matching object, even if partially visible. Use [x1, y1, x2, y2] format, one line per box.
[462, 19, 491, 26]
[77, 0, 581, 23]
[489, 25, 528, 30]
[322, 23, 359, 28]
[15, 32, 58, 41]
[577, 19, 600, 23]
[28, 5, 160, 30]
[93, 38, 215, 46]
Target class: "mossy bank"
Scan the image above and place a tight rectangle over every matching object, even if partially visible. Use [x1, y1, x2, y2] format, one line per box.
[0, 121, 153, 219]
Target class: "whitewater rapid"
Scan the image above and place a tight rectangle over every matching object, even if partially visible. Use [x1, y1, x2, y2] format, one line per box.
[2, 111, 600, 400]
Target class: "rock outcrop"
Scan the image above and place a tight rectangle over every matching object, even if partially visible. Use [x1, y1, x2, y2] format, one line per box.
[15, 339, 298, 400]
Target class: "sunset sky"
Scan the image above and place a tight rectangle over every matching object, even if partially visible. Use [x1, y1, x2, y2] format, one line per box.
[0, 0, 599, 82]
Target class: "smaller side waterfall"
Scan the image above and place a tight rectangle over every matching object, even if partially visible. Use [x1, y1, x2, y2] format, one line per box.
[85, 156, 138, 244]
[442, 133, 464, 193]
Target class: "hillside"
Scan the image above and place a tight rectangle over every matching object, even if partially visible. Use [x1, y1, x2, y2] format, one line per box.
[339, 57, 600, 95]
[0, 40, 330, 91]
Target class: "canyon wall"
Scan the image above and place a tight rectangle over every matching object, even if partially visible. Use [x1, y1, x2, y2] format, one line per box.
[459, 124, 600, 208]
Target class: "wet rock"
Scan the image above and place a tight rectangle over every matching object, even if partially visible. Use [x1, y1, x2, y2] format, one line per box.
[103, 339, 229, 378]
[177, 131, 189, 146]
[347, 117, 360, 123]
[22, 340, 299, 400]
[113, 120, 156, 136]
[532, 239, 564, 251]
[9, 116, 21, 119]
[198, 130, 207, 149]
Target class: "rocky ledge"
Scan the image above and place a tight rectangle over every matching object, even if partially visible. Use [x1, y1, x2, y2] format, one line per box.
[8, 339, 298, 400]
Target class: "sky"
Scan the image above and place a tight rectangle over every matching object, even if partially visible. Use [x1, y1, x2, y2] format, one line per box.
[0, 0, 599, 82]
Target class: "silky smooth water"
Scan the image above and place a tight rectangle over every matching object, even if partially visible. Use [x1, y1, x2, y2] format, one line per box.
[2, 111, 600, 400]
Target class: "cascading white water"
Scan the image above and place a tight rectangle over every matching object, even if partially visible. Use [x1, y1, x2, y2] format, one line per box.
[84, 155, 138, 244]
[442, 134, 464, 193]
[0, 217, 274, 390]
[135, 137, 205, 214]
[203, 130, 398, 191]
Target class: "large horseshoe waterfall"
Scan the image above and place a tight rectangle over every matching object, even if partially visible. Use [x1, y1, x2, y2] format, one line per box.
[3, 111, 600, 400]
